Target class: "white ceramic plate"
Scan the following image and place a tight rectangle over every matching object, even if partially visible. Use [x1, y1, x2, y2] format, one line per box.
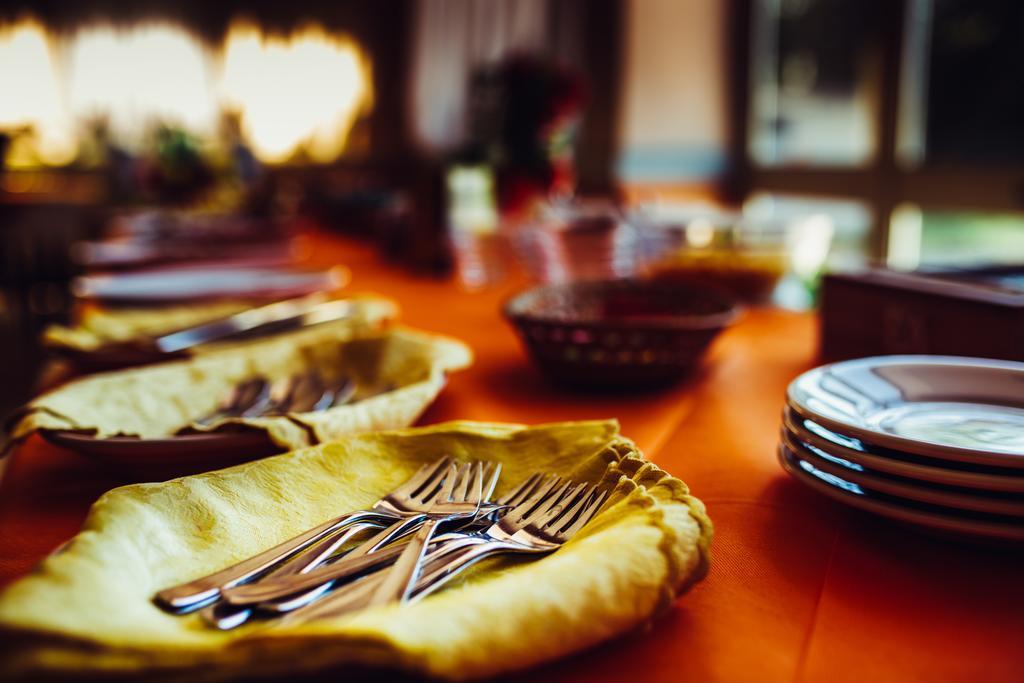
[780, 428, 1024, 516]
[788, 355, 1024, 468]
[782, 407, 1024, 493]
[777, 443, 1024, 543]
[74, 265, 348, 305]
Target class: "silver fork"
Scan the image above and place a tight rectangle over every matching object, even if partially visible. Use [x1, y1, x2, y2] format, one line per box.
[154, 456, 455, 613]
[192, 372, 356, 428]
[196, 518, 387, 630]
[276, 476, 581, 621]
[279, 476, 605, 624]
[365, 461, 488, 607]
[220, 461, 501, 613]
[250, 473, 559, 615]
[264, 373, 357, 415]
[412, 483, 606, 600]
[193, 377, 271, 426]
[200, 462, 496, 631]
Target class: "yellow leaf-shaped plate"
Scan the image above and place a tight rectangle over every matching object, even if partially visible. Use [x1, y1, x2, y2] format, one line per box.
[0, 420, 711, 681]
[4, 326, 472, 477]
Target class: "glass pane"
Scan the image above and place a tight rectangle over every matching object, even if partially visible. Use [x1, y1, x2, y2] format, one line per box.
[743, 192, 873, 307]
[748, 0, 880, 167]
[898, 0, 1024, 166]
[895, 0, 931, 166]
[888, 206, 1024, 269]
[924, 0, 1024, 164]
[744, 192, 873, 269]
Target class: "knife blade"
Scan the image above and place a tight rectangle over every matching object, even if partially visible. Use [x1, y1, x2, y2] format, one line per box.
[153, 295, 355, 353]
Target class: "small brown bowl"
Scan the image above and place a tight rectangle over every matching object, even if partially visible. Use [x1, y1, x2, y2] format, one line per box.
[503, 279, 740, 390]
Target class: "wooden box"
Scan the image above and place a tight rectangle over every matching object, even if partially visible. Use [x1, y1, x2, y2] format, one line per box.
[819, 266, 1024, 362]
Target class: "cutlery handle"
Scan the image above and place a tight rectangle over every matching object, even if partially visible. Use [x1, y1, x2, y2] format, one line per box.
[368, 518, 439, 606]
[221, 523, 422, 607]
[344, 514, 428, 560]
[266, 521, 381, 578]
[279, 537, 499, 624]
[199, 601, 253, 631]
[228, 520, 464, 610]
[153, 294, 331, 353]
[257, 515, 480, 613]
[412, 541, 529, 600]
[153, 509, 386, 612]
[279, 574, 381, 626]
[196, 521, 383, 631]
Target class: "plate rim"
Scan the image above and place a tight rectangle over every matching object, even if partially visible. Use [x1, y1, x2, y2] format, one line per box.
[782, 406, 1024, 493]
[780, 427, 1024, 516]
[40, 429, 281, 470]
[777, 442, 1024, 542]
[74, 265, 349, 305]
[787, 355, 1024, 468]
[43, 429, 274, 447]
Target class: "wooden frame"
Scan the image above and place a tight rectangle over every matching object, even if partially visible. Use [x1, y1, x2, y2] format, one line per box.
[725, 0, 1024, 261]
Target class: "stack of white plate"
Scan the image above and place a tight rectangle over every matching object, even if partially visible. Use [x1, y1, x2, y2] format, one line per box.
[781, 355, 1024, 543]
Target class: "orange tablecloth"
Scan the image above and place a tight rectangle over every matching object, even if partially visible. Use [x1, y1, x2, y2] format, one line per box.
[1, 235, 1022, 682]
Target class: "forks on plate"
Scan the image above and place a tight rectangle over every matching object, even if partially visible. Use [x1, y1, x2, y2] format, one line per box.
[155, 458, 609, 631]
[155, 456, 460, 613]
[205, 460, 500, 629]
[271, 474, 607, 624]
[191, 372, 358, 427]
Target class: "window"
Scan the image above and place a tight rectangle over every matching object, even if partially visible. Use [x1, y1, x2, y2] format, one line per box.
[733, 0, 1024, 265]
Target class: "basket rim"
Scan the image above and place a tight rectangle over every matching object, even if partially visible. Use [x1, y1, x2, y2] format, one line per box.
[502, 279, 742, 331]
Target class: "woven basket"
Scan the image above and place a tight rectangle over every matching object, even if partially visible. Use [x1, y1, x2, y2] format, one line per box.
[503, 279, 739, 390]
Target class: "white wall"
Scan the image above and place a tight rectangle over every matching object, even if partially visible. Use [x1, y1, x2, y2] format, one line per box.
[617, 0, 729, 183]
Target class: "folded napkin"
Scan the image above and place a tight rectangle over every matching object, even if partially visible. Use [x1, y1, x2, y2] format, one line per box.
[0, 420, 711, 681]
[42, 295, 397, 354]
[44, 300, 253, 351]
[3, 326, 472, 454]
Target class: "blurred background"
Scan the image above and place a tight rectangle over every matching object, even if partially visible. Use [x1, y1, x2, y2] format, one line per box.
[2, 0, 1024, 412]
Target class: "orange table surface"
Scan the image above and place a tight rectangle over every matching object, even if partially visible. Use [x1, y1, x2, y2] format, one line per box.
[1, 234, 1022, 682]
